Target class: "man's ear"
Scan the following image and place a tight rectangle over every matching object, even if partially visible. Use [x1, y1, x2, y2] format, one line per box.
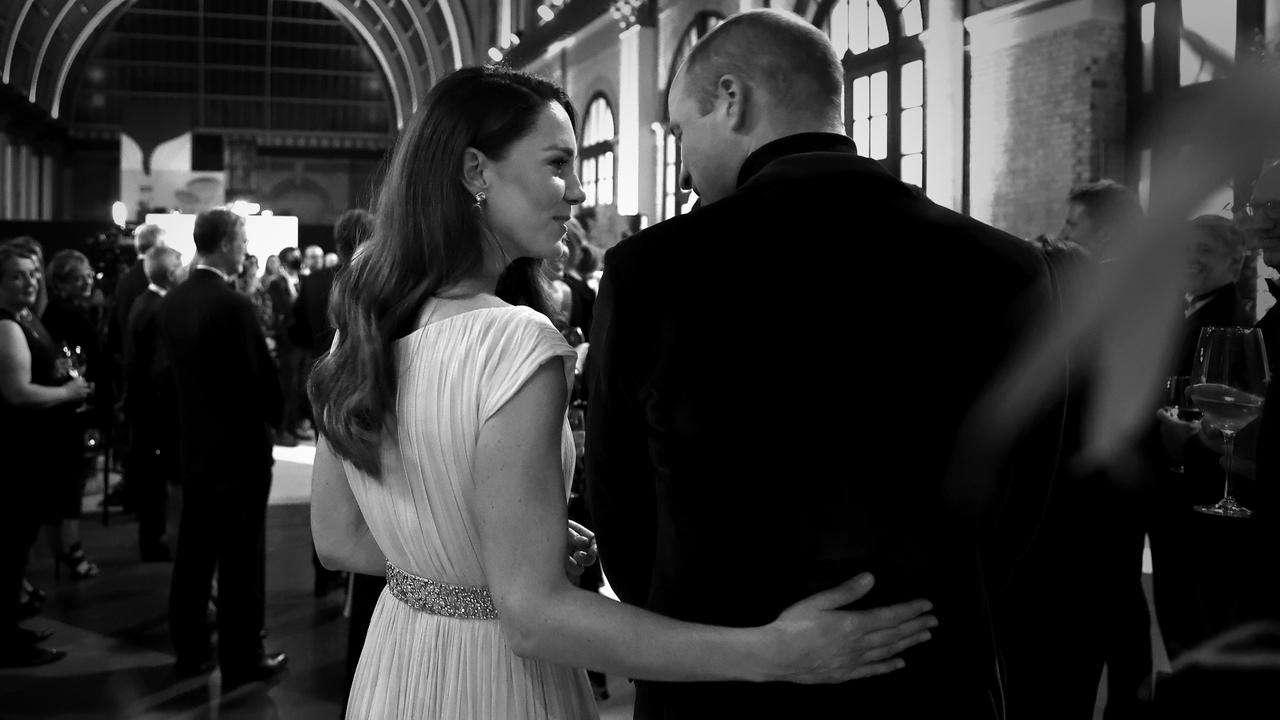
[462, 147, 489, 195]
[718, 74, 748, 132]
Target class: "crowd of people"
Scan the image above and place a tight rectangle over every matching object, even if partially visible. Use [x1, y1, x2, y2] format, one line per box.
[2, 6, 1279, 718]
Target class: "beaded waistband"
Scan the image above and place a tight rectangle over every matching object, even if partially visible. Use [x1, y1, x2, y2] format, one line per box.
[385, 561, 499, 620]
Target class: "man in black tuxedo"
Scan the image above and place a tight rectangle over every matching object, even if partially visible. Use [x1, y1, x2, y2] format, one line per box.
[586, 10, 1060, 718]
[124, 245, 183, 562]
[159, 208, 287, 687]
[107, 223, 165, 508]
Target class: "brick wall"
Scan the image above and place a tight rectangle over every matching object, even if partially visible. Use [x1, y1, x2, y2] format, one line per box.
[968, 17, 1126, 240]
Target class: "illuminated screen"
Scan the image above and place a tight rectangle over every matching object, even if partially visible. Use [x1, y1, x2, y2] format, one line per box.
[144, 213, 299, 277]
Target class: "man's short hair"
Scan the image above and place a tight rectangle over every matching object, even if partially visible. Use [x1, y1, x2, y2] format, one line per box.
[279, 246, 302, 271]
[133, 223, 164, 254]
[333, 209, 373, 264]
[1067, 180, 1144, 229]
[1190, 215, 1247, 260]
[677, 9, 841, 121]
[193, 208, 243, 255]
[144, 246, 182, 286]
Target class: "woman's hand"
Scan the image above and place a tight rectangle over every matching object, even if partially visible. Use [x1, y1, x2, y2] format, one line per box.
[62, 377, 91, 403]
[1156, 407, 1201, 459]
[564, 519, 598, 581]
[763, 573, 936, 684]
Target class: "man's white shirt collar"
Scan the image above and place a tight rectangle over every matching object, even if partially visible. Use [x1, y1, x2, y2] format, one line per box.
[196, 264, 230, 283]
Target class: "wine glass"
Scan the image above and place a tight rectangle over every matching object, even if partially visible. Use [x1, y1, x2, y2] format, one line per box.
[1163, 375, 1202, 474]
[1186, 326, 1270, 518]
[60, 342, 91, 413]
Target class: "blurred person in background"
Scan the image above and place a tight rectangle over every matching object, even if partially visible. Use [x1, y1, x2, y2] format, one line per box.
[561, 218, 595, 340]
[324, 252, 340, 268]
[124, 246, 184, 562]
[40, 249, 106, 580]
[0, 243, 91, 667]
[263, 254, 282, 283]
[268, 247, 306, 445]
[302, 245, 324, 277]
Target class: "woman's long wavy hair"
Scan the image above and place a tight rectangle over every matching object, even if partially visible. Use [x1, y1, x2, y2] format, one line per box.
[309, 66, 575, 478]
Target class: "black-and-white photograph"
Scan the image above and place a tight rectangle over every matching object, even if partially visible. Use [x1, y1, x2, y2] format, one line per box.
[1, 1, 1278, 718]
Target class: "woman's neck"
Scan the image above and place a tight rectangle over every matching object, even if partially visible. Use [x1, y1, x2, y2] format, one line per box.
[0, 299, 26, 316]
[438, 274, 499, 299]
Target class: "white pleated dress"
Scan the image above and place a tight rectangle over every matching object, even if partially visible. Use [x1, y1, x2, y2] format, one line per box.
[343, 304, 598, 720]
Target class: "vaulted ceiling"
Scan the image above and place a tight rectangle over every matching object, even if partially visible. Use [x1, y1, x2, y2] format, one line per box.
[0, 0, 475, 135]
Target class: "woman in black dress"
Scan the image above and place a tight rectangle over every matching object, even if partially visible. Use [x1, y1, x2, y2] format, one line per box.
[0, 244, 91, 667]
[40, 249, 104, 580]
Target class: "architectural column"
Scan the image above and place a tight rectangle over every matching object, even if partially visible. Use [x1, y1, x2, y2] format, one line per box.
[41, 154, 56, 220]
[15, 145, 29, 221]
[27, 151, 41, 220]
[965, 0, 1125, 240]
[0, 134, 9, 220]
[922, 0, 965, 212]
[1267, 0, 1280, 46]
[616, 6, 658, 221]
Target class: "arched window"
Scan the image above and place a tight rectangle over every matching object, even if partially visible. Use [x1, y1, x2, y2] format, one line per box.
[818, 0, 926, 188]
[661, 12, 723, 220]
[580, 94, 616, 207]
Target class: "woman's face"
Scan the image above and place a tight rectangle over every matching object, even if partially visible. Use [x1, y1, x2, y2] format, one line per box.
[265, 256, 281, 274]
[0, 257, 40, 310]
[482, 102, 586, 263]
[58, 263, 95, 300]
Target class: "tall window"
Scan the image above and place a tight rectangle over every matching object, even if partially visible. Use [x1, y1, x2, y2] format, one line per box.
[580, 94, 616, 207]
[661, 12, 723, 219]
[820, 0, 926, 188]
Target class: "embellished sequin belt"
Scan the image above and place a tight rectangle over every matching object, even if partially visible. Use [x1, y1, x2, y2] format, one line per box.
[385, 561, 499, 620]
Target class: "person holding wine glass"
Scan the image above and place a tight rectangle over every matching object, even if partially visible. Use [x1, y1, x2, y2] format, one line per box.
[1150, 217, 1257, 657]
[39, 249, 106, 580]
[0, 244, 92, 667]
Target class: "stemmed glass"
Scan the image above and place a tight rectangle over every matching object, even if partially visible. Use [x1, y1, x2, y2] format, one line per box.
[1163, 375, 1201, 474]
[1186, 327, 1270, 518]
[60, 342, 91, 413]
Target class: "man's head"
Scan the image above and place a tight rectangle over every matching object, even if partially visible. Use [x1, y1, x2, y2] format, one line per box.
[1056, 180, 1144, 258]
[303, 244, 324, 273]
[1186, 215, 1246, 297]
[133, 223, 165, 255]
[667, 9, 842, 205]
[279, 247, 302, 274]
[144, 246, 183, 289]
[324, 252, 339, 268]
[193, 208, 247, 275]
[333, 208, 374, 265]
[1248, 162, 1280, 271]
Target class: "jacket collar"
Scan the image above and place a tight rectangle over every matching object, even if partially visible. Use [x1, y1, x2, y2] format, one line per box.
[737, 133, 858, 190]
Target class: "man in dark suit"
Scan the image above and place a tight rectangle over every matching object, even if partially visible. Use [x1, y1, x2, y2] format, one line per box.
[112, 223, 166, 352]
[106, 223, 165, 508]
[123, 245, 183, 562]
[268, 247, 304, 445]
[586, 10, 1060, 718]
[159, 208, 287, 687]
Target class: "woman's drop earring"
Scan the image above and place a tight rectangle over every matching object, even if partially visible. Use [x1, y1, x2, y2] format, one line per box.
[474, 191, 486, 209]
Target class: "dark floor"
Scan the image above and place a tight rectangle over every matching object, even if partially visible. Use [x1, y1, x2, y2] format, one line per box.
[0, 502, 348, 720]
[0, 460, 637, 720]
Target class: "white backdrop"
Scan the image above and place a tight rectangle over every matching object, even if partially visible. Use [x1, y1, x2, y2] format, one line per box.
[144, 213, 299, 278]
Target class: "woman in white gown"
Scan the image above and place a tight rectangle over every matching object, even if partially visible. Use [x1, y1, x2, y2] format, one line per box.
[309, 66, 937, 720]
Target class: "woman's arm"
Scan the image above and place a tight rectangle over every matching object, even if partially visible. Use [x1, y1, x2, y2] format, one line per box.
[475, 360, 936, 684]
[0, 321, 87, 408]
[312, 436, 386, 575]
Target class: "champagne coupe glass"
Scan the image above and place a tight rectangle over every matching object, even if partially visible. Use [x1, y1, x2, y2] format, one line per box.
[1187, 327, 1270, 518]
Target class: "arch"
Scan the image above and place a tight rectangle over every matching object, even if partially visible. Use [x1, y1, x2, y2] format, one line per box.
[814, 0, 927, 187]
[580, 92, 616, 208]
[1, 0, 473, 129]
